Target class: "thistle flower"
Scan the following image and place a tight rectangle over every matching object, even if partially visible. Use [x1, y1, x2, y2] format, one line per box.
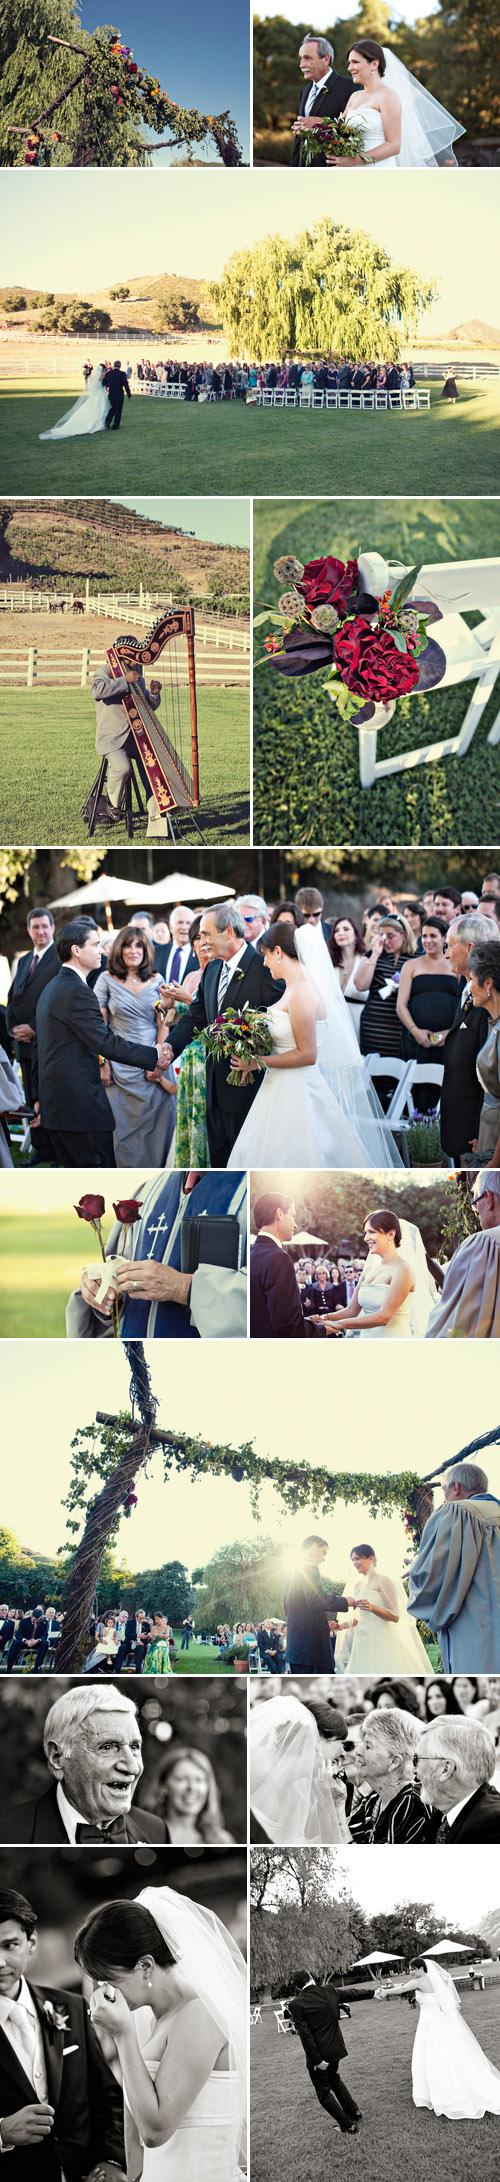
[310, 604, 339, 633]
[278, 589, 303, 615]
[273, 556, 305, 584]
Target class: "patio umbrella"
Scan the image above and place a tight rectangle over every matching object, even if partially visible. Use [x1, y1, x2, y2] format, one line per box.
[48, 872, 148, 910]
[140, 871, 235, 904]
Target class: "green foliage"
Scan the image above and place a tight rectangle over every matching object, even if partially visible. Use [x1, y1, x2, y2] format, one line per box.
[2, 291, 26, 312]
[154, 292, 199, 334]
[194, 1537, 286, 1625]
[253, 1, 500, 142]
[36, 301, 112, 333]
[1, 12, 242, 168]
[249, 1171, 458, 1260]
[208, 219, 437, 361]
[109, 285, 130, 300]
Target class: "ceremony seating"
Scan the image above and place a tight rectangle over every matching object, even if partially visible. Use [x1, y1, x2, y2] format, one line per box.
[355, 557, 500, 787]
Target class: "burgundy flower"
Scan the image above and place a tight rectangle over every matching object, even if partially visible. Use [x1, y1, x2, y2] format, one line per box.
[74, 1195, 106, 1222]
[113, 1199, 141, 1224]
[334, 617, 420, 701]
[269, 625, 336, 678]
[299, 556, 358, 611]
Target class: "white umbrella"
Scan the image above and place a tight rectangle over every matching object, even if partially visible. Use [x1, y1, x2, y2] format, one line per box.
[284, 1229, 329, 1248]
[48, 872, 147, 909]
[351, 1951, 404, 1966]
[141, 871, 235, 904]
[424, 1941, 475, 1957]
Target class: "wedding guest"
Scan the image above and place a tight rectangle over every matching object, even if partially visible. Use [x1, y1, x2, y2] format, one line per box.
[33, 918, 169, 1167]
[156, 904, 199, 984]
[450, 1675, 482, 1711]
[266, 900, 303, 931]
[357, 912, 416, 1081]
[415, 1715, 500, 1838]
[348, 1708, 435, 1843]
[142, 1614, 173, 1674]
[0, 1887, 126, 2171]
[0, 1685, 165, 1844]
[365, 1677, 422, 1716]
[408, 1459, 500, 1670]
[295, 885, 331, 941]
[94, 925, 176, 1167]
[6, 907, 59, 1163]
[250, 1191, 305, 1338]
[468, 941, 500, 1161]
[426, 1170, 500, 1338]
[423, 1679, 463, 1718]
[433, 885, 462, 924]
[396, 917, 460, 1058]
[172, 915, 211, 1167]
[439, 912, 491, 1163]
[328, 917, 366, 1042]
[235, 895, 268, 941]
[155, 1744, 235, 1844]
[66, 1169, 247, 1340]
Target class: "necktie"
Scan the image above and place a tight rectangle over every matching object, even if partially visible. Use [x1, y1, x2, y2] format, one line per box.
[218, 961, 229, 1007]
[169, 947, 181, 983]
[27, 953, 39, 981]
[436, 1817, 450, 1842]
[75, 1816, 130, 1843]
[6, 1998, 37, 2085]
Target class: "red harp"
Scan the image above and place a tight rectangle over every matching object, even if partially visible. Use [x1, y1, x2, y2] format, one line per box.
[107, 607, 200, 830]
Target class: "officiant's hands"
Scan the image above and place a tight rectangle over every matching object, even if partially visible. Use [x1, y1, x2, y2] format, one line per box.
[113, 1259, 193, 1306]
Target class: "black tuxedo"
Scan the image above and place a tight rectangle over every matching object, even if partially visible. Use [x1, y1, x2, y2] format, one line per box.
[0, 1979, 124, 2180]
[0, 1778, 165, 1845]
[168, 943, 285, 1165]
[34, 965, 158, 1165]
[291, 68, 354, 165]
[159, 942, 199, 983]
[285, 1564, 348, 1671]
[439, 988, 489, 1161]
[7, 942, 60, 1155]
[288, 1982, 359, 2133]
[441, 1782, 500, 1841]
[103, 366, 131, 430]
[250, 1233, 305, 1338]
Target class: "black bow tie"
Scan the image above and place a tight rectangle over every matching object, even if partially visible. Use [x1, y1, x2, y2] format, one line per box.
[75, 1816, 130, 1843]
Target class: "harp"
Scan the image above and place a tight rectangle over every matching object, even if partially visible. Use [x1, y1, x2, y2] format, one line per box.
[83, 607, 206, 840]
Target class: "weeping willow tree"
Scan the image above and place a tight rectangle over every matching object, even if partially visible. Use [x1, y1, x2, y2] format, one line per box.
[207, 219, 438, 361]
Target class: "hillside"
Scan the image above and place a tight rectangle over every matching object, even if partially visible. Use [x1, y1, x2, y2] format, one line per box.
[477, 1908, 500, 1952]
[440, 319, 500, 345]
[0, 499, 249, 601]
[0, 273, 221, 336]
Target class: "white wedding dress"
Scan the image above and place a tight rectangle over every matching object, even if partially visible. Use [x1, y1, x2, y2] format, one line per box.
[126, 2016, 241, 2180]
[227, 925, 402, 1171]
[343, 50, 464, 167]
[338, 1567, 430, 1674]
[345, 105, 398, 165]
[412, 1961, 500, 2118]
[39, 366, 110, 440]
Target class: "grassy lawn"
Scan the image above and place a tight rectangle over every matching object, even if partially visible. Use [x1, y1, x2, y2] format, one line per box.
[0, 687, 250, 844]
[251, 1994, 500, 2182]
[169, 1636, 240, 1675]
[253, 496, 500, 844]
[1, 377, 499, 496]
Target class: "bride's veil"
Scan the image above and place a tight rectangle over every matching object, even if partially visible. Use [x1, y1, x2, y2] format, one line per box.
[136, 1884, 247, 2154]
[295, 923, 402, 1168]
[423, 1959, 462, 2014]
[250, 1693, 343, 1844]
[382, 48, 465, 165]
[396, 1217, 439, 1335]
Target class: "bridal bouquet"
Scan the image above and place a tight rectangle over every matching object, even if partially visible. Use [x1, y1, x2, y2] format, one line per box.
[255, 547, 446, 723]
[201, 1006, 273, 1086]
[293, 115, 369, 164]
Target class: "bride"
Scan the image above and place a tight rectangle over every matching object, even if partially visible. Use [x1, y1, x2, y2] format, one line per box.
[410, 1958, 500, 2118]
[326, 38, 464, 168]
[326, 1209, 438, 1337]
[76, 1883, 246, 2179]
[227, 920, 403, 1171]
[337, 1543, 430, 1674]
[250, 1692, 349, 1845]
[39, 362, 110, 441]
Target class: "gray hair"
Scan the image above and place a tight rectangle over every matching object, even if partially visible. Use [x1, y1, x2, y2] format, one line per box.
[203, 902, 245, 938]
[362, 1706, 422, 1769]
[43, 1683, 138, 1765]
[443, 1460, 489, 1496]
[235, 895, 268, 919]
[449, 912, 494, 944]
[300, 33, 334, 60]
[424, 1715, 496, 1789]
[474, 1169, 500, 1201]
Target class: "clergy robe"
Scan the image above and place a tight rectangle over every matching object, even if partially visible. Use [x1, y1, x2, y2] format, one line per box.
[66, 1170, 247, 1339]
[408, 1493, 500, 1670]
[425, 1230, 500, 1340]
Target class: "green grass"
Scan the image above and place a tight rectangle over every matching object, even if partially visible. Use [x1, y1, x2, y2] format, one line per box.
[1, 376, 500, 495]
[0, 687, 250, 843]
[251, 1992, 500, 2182]
[0, 1213, 120, 1337]
[253, 496, 500, 844]
[169, 1635, 239, 1675]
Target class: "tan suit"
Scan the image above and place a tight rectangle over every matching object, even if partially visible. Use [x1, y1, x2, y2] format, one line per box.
[91, 668, 160, 806]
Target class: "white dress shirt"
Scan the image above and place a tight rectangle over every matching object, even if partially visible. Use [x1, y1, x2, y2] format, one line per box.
[56, 1781, 90, 1843]
[218, 941, 248, 997]
[304, 67, 333, 114]
[164, 939, 192, 982]
[0, 1975, 48, 2098]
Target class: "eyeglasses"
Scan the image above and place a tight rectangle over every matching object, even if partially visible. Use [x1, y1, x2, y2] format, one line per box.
[303, 911, 322, 923]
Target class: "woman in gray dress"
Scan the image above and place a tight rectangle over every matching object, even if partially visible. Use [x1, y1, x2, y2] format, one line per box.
[468, 940, 500, 1162]
[94, 925, 177, 1167]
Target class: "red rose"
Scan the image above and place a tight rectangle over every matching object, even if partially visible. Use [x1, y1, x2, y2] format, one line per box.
[113, 1199, 141, 1224]
[334, 617, 420, 701]
[299, 556, 358, 611]
[74, 1195, 106, 1221]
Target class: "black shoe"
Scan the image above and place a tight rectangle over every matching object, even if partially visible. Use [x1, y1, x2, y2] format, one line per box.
[95, 795, 123, 823]
[345, 2124, 359, 2134]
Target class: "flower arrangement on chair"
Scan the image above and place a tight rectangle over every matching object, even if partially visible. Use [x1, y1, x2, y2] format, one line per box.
[255, 547, 446, 728]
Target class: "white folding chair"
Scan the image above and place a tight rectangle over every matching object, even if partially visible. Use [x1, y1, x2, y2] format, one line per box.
[416, 389, 430, 409]
[250, 2007, 262, 2028]
[262, 389, 274, 406]
[274, 2010, 289, 2034]
[361, 391, 374, 409]
[285, 389, 297, 406]
[375, 391, 388, 409]
[338, 390, 351, 408]
[389, 392, 401, 408]
[312, 390, 324, 408]
[273, 389, 285, 406]
[325, 390, 338, 408]
[299, 388, 313, 406]
[403, 1060, 444, 1114]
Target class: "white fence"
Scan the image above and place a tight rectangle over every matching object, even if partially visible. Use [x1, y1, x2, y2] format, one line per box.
[0, 587, 248, 627]
[0, 636, 249, 689]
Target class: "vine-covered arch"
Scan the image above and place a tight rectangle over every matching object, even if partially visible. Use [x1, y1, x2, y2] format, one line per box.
[9, 28, 242, 168]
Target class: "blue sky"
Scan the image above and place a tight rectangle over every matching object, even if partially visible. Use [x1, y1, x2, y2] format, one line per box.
[117, 497, 250, 547]
[2, 171, 498, 335]
[78, 0, 250, 163]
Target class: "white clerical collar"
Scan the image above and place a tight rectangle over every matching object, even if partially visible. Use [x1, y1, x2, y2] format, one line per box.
[0, 1975, 37, 2026]
[57, 1781, 90, 1843]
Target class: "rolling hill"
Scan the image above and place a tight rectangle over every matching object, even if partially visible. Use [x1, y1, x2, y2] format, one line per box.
[0, 498, 249, 601]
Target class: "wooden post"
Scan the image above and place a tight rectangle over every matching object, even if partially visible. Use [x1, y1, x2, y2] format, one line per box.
[80, 647, 90, 687]
[27, 648, 36, 688]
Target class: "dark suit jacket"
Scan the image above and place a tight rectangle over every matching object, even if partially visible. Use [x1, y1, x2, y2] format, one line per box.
[103, 367, 131, 406]
[444, 1781, 500, 1841]
[285, 1566, 348, 1670]
[250, 1233, 305, 1338]
[0, 1980, 124, 2181]
[291, 69, 354, 164]
[168, 944, 284, 1115]
[0, 1779, 165, 1845]
[34, 966, 158, 1133]
[7, 944, 60, 1043]
[440, 989, 488, 1158]
[288, 1983, 347, 2067]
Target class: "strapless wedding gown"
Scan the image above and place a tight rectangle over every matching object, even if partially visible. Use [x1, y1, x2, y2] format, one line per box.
[39, 369, 109, 440]
[227, 1002, 370, 1169]
[345, 105, 398, 166]
[125, 2018, 242, 2179]
[412, 1990, 500, 2118]
[340, 1570, 430, 1674]
[353, 1269, 414, 1337]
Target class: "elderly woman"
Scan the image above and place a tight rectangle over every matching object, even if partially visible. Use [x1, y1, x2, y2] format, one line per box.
[155, 1743, 234, 1845]
[348, 1707, 435, 1842]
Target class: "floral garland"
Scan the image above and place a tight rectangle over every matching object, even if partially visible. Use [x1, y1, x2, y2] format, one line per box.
[255, 547, 447, 723]
[22, 31, 242, 166]
[292, 116, 369, 166]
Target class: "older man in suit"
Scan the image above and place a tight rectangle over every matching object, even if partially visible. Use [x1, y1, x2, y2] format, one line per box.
[415, 1714, 500, 1841]
[162, 903, 284, 1167]
[0, 1885, 125, 2177]
[33, 916, 171, 1166]
[6, 908, 60, 1161]
[0, 1685, 165, 1846]
[288, 1973, 360, 2133]
[439, 911, 491, 1163]
[291, 36, 353, 166]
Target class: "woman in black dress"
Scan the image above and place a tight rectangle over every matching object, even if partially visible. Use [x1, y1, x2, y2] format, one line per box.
[396, 916, 460, 1060]
[442, 368, 458, 401]
[358, 912, 417, 1081]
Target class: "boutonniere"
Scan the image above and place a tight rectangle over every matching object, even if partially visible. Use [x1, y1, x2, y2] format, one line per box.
[43, 2001, 70, 2039]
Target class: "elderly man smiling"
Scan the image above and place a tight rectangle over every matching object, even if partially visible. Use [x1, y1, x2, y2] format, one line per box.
[414, 1714, 500, 1840]
[0, 1685, 165, 1845]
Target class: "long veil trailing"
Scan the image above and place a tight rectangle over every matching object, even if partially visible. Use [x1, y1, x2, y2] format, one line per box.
[39, 366, 110, 442]
[396, 1218, 439, 1335]
[423, 1960, 462, 2014]
[136, 1886, 247, 2157]
[295, 923, 403, 1169]
[382, 49, 465, 167]
[250, 1694, 345, 1844]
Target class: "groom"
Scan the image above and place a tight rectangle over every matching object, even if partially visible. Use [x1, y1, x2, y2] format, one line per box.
[285, 1537, 350, 1672]
[103, 360, 131, 431]
[291, 36, 354, 166]
[162, 903, 285, 1166]
[288, 1973, 361, 2134]
[0, 1886, 125, 2177]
